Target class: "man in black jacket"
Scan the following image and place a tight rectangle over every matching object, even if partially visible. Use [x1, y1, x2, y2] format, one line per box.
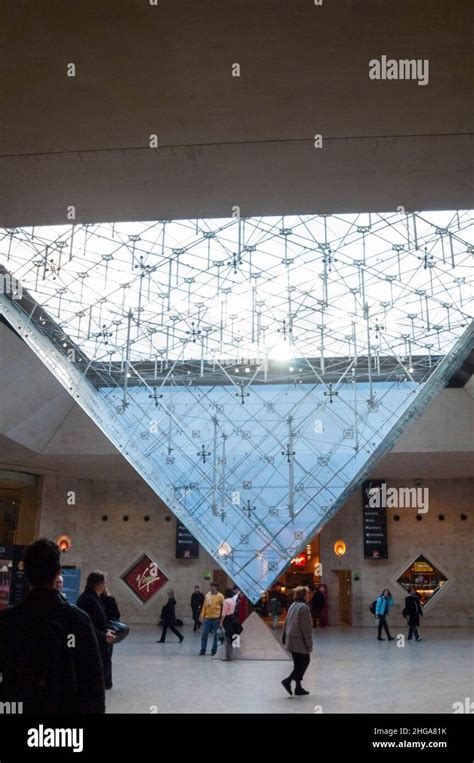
[0, 538, 105, 713]
[404, 586, 423, 641]
[77, 571, 116, 689]
[190, 586, 204, 632]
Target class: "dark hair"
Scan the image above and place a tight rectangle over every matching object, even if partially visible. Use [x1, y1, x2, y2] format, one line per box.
[408, 585, 416, 594]
[224, 588, 234, 598]
[23, 538, 61, 586]
[381, 589, 391, 597]
[210, 582, 218, 589]
[85, 570, 106, 591]
[194, 585, 200, 590]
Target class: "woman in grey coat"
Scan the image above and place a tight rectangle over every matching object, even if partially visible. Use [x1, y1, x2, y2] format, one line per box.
[281, 585, 313, 696]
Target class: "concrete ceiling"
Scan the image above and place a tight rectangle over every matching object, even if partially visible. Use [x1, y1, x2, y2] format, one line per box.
[0, 323, 472, 482]
[0, 0, 473, 226]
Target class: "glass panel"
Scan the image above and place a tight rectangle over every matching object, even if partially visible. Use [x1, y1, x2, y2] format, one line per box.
[1, 213, 472, 601]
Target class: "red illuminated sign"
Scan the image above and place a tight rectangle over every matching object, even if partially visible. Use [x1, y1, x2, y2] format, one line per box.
[290, 553, 306, 568]
[120, 553, 168, 604]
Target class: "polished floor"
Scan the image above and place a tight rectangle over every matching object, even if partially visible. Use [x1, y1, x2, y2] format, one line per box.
[105, 623, 473, 714]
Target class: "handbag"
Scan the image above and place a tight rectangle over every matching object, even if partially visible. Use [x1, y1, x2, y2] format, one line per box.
[108, 619, 130, 644]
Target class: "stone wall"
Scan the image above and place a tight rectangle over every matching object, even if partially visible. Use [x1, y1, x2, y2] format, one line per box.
[320, 479, 473, 628]
[38, 474, 220, 625]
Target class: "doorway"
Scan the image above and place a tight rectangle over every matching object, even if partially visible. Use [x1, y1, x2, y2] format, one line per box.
[336, 570, 352, 625]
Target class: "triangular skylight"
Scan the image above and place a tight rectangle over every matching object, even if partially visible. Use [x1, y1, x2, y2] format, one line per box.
[0, 213, 472, 601]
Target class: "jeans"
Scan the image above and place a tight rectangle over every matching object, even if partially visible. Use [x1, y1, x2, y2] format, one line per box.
[200, 618, 220, 653]
[288, 652, 310, 684]
[377, 615, 392, 639]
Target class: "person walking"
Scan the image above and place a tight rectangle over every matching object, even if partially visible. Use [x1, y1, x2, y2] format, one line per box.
[157, 589, 184, 643]
[375, 588, 395, 641]
[190, 586, 204, 632]
[310, 586, 326, 628]
[268, 589, 282, 630]
[404, 586, 423, 641]
[281, 586, 313, 696]
[220, 588, 237, 661]
[199, 582, 224, 656]
[0, 538, 105, 713]
[77, 571, 116, 689]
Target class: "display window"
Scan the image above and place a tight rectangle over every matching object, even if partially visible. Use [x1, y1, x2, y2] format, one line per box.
[397, 554, 448, 606]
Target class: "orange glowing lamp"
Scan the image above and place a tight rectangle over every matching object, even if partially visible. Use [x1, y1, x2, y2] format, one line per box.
[334, 539, 346, 558]
[57, 535, 72, 553]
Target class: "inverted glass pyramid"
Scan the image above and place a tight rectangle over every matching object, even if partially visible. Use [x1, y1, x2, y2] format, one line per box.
[0, 213, 472, 601]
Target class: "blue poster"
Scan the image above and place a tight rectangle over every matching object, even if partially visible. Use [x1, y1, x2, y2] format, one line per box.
[61, 567, 81, 604]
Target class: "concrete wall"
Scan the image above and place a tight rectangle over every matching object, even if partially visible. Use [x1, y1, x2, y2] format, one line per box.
[38, 473, 220, 625]
[320, 479, 473, 628]
[1, 0, 473, 225]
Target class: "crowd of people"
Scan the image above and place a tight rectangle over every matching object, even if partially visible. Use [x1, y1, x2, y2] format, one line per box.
[0, 536, 426, 712]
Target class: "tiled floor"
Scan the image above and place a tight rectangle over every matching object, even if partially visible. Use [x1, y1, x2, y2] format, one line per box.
[106, 624, 473, 714]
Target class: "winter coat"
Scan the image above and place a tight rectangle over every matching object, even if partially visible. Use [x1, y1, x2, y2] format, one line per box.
[100, 593, 121, 621]
[311, 589, 325, 614]
[0, 588, 105, 714]
[375, 595, 394, 617]
[162, 597, 177, 626]
[404, 594, 423, 626]
[76, 589, 109, 662]
[282, 601, 313, 655]
[268, 596, 282, 616]
[191, 591, 204, 613]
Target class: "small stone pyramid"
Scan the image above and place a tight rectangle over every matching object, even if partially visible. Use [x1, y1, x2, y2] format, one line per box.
[214, 612, 291, 661]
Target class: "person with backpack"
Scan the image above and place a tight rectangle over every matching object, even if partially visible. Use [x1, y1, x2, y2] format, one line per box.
[0, 538, 105, 713]
[157, 589, 184, 643]
[77, 571, 116, 689]
[374, 589, 395, 641]
[403, 586, 423, 641]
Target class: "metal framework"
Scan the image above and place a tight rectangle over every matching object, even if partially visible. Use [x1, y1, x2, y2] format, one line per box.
[0, 212, 472, 601]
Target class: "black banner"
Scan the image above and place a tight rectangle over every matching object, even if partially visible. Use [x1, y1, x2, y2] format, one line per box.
[175, 521, 199, 559]
[362, 480, 388, 559]
[0, 714, 470, 761]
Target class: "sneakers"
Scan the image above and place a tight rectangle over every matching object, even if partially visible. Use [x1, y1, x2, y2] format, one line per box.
[281, 678, 293, 696]
[388, 637, 395, 641]
[377, 637, 385, 641]
[199, 650, 206, 655]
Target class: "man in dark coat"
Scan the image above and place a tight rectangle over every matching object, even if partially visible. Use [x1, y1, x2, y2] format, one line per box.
[404, 586, 423, 641]
[157, 589, 183, 643]
[0, 538, 105, 713]
[77, 571, 116, 689]
[310, 587, 326, 628]
[190, 585, 204, 632]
